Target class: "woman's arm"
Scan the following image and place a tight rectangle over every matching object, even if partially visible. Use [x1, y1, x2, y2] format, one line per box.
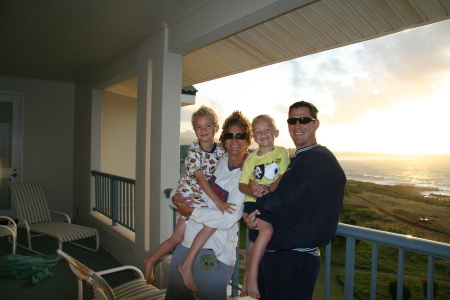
[190, 160, 245, 230]
[191, 184, 244, 231]
[194, 170, 236, 214]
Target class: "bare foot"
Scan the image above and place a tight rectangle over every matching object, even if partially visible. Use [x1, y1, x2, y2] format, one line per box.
[144, 256, 155, 284]
[177, 262, 197, 292]
[239, 271, 249, 297]
[246, 273, 260, 299]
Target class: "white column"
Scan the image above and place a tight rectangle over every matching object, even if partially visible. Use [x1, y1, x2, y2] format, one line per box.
[135, 25, 182, 287]
[90, 89, 102, 212]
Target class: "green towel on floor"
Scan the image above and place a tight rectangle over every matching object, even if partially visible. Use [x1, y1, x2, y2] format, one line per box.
[0, 254, 60, 284]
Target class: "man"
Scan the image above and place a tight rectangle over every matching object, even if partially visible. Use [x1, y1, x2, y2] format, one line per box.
[244, 101, 346, 299]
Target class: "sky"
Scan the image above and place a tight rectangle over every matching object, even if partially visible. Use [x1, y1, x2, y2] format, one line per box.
[180, 19, 450, 155]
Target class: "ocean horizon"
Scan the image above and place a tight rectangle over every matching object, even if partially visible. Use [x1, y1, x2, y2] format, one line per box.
[333, 151, 450, 197]
[181, 145, 450, 197]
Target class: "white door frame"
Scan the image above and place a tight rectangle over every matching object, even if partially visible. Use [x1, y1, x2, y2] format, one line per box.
[0, 90, 23, 216]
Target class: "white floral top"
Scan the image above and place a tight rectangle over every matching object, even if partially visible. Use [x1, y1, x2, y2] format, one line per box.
[176, 140, 225, 207]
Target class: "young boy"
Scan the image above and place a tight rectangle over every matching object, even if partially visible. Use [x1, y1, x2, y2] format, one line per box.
[238, 115, 290, 299]
[144, 106, 235, 289]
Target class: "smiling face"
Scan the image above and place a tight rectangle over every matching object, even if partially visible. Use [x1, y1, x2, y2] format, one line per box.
[193, 115, 218, 143]
[288, 107, 320, 149]
[224, 125, 249, 155]
[253, 118, 279, 149]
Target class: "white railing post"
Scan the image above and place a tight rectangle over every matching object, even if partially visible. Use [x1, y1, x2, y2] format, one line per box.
[344, 237, 355, 299]
[370, 243, 378, 300]
[427, 256, 435, 300]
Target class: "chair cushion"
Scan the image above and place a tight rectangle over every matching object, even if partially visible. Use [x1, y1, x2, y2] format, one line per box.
[29, 221, 98, 243]
[113, 278, 165, 299]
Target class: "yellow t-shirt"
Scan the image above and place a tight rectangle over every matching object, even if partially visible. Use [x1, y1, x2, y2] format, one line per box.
[239, 146, 290, 202]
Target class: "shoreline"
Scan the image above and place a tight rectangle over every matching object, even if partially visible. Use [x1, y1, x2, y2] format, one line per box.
[345, 180, 450, 244]
[347, 178, 450, 198]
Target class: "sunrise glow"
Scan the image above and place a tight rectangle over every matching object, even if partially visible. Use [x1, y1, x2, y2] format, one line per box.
[181, 20, 450, 155]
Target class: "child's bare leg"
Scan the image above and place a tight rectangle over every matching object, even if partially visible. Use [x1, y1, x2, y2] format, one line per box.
[239, 241, 254, 297]
[178, 225, 217, 292]
[144, 217, 186, 284]
[240, 220, 273, 299]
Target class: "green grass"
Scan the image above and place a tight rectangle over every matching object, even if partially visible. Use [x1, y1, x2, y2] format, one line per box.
[239, 181, 450, 298]
[335, 181, 450, 298]
[235, 181, 450, 298]
[336, 272, 450, 300]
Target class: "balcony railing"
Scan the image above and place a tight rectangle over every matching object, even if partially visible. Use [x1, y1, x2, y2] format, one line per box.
[91, 177, 450, 299]
[328, 224, 450, 300]
[91, 170, 135, 231]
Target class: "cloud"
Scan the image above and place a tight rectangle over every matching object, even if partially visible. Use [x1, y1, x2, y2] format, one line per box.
[192, 20, 450, 153]
[283, 19, 450, 125]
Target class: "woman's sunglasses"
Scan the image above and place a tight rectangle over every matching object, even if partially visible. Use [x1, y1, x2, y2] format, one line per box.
[287, 117, 316, 125]
[224, 132, 247, 140]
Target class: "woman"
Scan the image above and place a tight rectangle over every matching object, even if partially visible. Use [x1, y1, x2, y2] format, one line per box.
[165, 111, 252, 300]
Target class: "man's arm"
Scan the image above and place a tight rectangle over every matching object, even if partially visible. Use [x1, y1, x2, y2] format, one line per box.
[257, 152, 345, 221]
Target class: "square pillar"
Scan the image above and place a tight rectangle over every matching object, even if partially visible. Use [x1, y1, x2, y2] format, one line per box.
[134, 26, 182, 287]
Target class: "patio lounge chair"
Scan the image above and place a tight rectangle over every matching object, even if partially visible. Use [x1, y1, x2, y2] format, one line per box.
[0, 216, 17, 254]
[57, 249, 166, 300]
[8, 181, 99, 254]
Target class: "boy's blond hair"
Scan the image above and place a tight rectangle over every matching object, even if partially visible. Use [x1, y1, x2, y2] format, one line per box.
[191, 105, 219, 128]
[252, 114, 277, 130]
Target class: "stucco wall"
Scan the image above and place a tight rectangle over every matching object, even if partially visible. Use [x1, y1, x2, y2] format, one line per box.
[0, 75, 75, 217]
[101, 91, 137, 179]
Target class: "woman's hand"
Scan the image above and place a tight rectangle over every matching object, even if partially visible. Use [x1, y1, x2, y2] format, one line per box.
[174, 197, 195, 217]
[243, 210, 260, 230]
[171, 193, 184, 206]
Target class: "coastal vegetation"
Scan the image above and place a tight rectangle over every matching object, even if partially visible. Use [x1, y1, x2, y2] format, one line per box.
[239, 180, 450, 299]
[323, 180, 450, 299]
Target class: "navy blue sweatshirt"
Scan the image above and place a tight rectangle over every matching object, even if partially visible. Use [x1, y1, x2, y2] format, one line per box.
[257, 144, 346, 250]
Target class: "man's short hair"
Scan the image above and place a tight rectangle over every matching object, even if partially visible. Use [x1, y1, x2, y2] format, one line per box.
[289, 101, 319, 119]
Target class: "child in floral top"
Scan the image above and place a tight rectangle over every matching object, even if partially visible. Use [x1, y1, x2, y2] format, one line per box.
[144, 106, 234, 288]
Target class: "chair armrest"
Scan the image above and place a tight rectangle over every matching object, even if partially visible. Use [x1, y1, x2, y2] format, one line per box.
[96, 267, 167, 299]
[96, 265, 145, 279]
[0, 216, 17, 227]
[50, 211, 71, 223]
[11, 215, 30, 230]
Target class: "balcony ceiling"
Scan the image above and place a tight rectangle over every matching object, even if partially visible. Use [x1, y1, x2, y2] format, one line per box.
[183, 0, 450, 86]
[2, 0, 449, 99]
[0, 0, 206, 83]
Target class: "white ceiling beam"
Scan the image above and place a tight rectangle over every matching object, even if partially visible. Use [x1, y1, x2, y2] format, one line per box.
[168, 0, 315, 54]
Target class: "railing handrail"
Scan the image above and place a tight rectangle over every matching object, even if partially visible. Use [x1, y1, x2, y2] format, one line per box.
[91, 170, 135, 184]
[337, 223, 450, 259]
[91, 170, 135, 231]
[93, 179, 449, 299]
[333, 223, 449, 300]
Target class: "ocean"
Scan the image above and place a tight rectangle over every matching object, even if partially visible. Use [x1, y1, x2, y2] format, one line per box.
[333, 152, 450, 197]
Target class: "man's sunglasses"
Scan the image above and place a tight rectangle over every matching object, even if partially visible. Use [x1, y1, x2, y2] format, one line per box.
[224, 132, 247, 140]
[287, 117, 316, 125]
